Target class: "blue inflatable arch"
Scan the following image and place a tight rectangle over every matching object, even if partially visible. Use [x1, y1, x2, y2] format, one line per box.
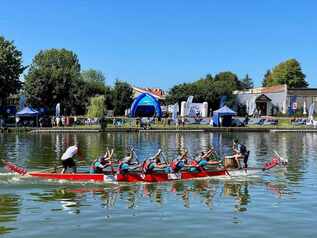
[130, 93, 162, 117]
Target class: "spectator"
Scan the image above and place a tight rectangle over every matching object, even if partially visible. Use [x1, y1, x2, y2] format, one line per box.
[181, 117, 185, 127]
[244, 114, 249, 125]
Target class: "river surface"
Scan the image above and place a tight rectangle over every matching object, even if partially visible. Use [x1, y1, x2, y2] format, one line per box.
[0, 132, 317, 238]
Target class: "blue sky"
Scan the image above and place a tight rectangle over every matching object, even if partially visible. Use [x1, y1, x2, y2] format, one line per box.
[1, 0, 316, 89]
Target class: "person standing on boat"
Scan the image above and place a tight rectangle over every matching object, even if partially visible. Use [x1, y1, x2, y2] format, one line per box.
[92, 148, 114, 174]
[61, 144, 83, 174]
[226, 139, 249, 169]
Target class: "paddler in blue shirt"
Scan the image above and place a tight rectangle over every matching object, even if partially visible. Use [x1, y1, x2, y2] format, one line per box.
[118, 149, 140, 174]
[189, 148, 221, 172]
[170, 149, 191, 173]
[92, 148, 114, 173]
[142, 149, 168, 174]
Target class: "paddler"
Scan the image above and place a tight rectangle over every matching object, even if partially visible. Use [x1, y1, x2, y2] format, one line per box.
[201, 147, 218, 160]
[142, 149, 168, 174]
[189, 149, 221, 172]
[225, 139, 249, 169]
[118, 149, 140, 174]
[61, 143, 83, 174]
[92, 148, 114, 174]
[170, 149, 191, 173]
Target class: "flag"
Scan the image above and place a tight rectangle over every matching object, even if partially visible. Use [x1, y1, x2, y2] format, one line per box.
[185, 96, 194, 116]
[308, 103, 315, 120]
[55, 103, 61, 117]
[219, 96, 227, 108]
[303, 101, 307, 115]
[172, 103, 178, 121]
[288, 96, 297, 115]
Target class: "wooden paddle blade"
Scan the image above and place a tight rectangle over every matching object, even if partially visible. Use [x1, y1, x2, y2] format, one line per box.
[2, 160, 28, 175]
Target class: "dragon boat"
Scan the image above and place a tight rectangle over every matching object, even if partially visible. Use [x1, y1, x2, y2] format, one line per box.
[2, 155, 285, 183]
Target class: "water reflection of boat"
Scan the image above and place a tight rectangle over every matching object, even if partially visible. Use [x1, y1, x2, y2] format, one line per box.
[0, 194, 20, 235]
[27, 180, 259, 214]
[223, 181, 250, 212]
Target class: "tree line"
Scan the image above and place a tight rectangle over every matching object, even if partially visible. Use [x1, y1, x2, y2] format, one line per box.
[166, 60, 308, 108]
[166, 72, 254, 108]
[0, 35, 133, 117]
[0, 34, 309, 117]
[23, 48, 133, 116]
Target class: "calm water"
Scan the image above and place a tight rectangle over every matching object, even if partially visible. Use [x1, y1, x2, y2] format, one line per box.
[0, 132, 317, 238]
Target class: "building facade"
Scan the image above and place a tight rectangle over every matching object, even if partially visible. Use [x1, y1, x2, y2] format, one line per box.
[132, 86, 166, 101]
[234, 84, 317, 116]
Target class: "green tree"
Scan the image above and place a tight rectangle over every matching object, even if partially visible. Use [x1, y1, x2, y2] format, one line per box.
[81, 69, 107, 95]
[0, 36, 26, 111]
[262, 70, 273, 87]
[24, 48, 81, 114]
[268, 59, 308, 88]
[166, 72, 240, 110]
[112, 80, 133, 116]
[241, 74, 254, 89]
[214, 71, 242, 89]
[165, 83, 199, 105]
[87, 95, 105, 118]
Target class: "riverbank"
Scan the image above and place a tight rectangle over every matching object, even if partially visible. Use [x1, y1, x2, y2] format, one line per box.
[2, 125, 317, 133]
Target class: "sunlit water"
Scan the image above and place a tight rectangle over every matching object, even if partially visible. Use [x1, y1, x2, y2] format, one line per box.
[0, 132, 317, 237]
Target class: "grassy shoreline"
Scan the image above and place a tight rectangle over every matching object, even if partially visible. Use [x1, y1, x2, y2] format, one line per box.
[2, 124, 317, 133]
[1, 117, 316, 133]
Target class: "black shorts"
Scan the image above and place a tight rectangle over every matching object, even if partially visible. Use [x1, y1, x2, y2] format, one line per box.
[62, 158, 76, 169]
[242, 153, 249, 168]
[94, 166, 104, 174]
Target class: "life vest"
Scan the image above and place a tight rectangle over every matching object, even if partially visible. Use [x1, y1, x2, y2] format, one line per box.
[190, 159, 199, 167]
[142, 159, 155, 173]
[170, 159, 180, 171]
[118, 161, 127, 173]
[90, 159, 98, 173]
[190, 158, 206, 172]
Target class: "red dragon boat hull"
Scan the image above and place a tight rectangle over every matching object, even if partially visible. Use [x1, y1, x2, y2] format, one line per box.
[28, 172, 105, 182]
[3, 155, 284, 183]
[115, 169, 226, 182]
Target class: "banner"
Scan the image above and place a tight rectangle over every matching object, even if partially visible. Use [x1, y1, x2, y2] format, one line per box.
[288, 96, 297, 115]
[185, 96, 194, 115]
[219, 95, 227, 108]
[55, 103, 61, 117]
[19, 95, 26, 111]
[172, 103, 178, 121]
[188, 103, 204, 117]
[308, 103, 315, 120]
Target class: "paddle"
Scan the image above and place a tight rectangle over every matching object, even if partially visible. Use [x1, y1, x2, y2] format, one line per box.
[273, 150, 288, 165]
[130, 146, 140, 164]
[37, 165, 63, 173]
[161, 151, 171, 165]
[209, 148, 231, 177]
